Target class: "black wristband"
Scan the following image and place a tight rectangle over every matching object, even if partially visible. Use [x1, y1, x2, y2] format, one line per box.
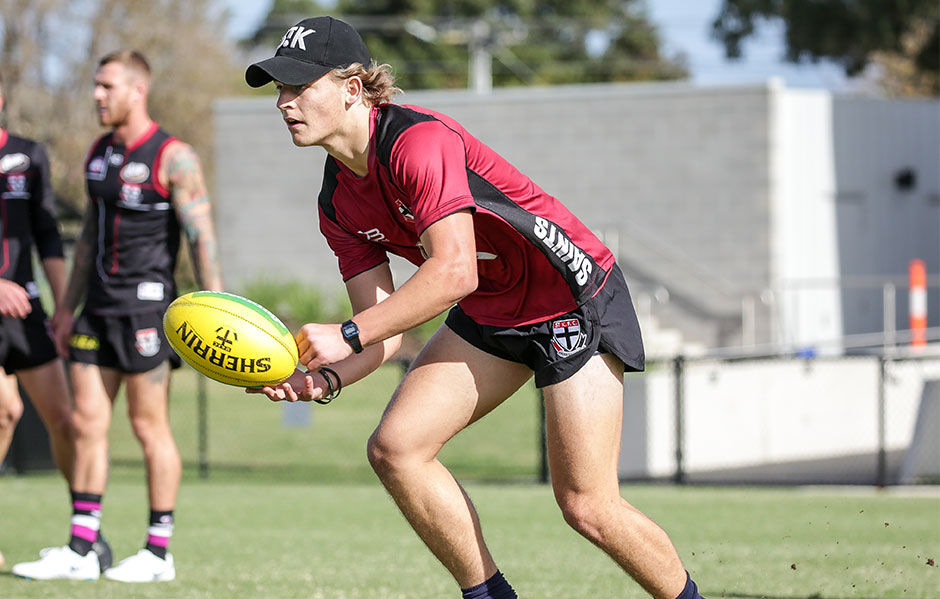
[315, 367, 342, 405]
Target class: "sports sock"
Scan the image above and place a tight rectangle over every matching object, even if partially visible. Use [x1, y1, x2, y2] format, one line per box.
[461, 570, 517, 599]
[674, 570, 704, 599]
[145, 509, 174, 559]
[68, 491, 102, 556]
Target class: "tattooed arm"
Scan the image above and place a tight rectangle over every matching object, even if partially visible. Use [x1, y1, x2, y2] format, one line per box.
[51, 207, 96, 357]
[162, 140, 224, 292]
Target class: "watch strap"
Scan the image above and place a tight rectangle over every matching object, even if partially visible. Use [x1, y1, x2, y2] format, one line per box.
[341, 319, 363, 353]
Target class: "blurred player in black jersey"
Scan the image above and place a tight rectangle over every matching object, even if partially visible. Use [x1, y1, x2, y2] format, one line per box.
[13, 50, 223, 583]
[0, 76, 107, 576]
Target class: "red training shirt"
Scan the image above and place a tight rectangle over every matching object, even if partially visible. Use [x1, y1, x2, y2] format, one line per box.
[318, 104, 614, 327]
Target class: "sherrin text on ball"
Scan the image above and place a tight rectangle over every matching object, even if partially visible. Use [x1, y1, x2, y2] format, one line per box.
[163, 291, 298, 387]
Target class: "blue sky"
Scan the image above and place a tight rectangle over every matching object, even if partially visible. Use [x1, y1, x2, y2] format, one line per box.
[223, 0, 859, 91]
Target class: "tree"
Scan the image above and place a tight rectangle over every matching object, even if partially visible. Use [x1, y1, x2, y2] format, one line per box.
[249, 0, 687, 90]
[0, 0, 245, 222]
[711, 0, 939, 96]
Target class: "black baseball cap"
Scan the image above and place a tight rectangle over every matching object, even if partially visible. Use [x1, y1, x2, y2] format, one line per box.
[245, 16, 371, 88]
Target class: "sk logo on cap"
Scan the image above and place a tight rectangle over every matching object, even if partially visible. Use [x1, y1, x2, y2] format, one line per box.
[280, 26, 316, 50]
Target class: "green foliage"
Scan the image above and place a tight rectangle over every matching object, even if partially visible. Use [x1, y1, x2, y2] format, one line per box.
[236, 277, 352, 332]
[272, 0, 325, 15]
[232, 277, 447, 357]
[712, 0, 940, 81]
[0, 0, 244, 221]
[252, 0, 687, 89]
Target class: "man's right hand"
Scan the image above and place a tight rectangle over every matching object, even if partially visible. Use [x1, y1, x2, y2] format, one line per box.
[51, 309, 75, 358]
[0, 279, 32, 319]
[245, 369, 325, 403]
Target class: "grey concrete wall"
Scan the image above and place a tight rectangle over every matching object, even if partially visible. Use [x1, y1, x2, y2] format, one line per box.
[212, 81, 938, 350]
[213, 96, 336, 291]
[830, 96, 940, 334]
[213, 81, 774, 316]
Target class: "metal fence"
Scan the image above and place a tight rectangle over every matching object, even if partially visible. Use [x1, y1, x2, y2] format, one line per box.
[6, 346, 938, 488]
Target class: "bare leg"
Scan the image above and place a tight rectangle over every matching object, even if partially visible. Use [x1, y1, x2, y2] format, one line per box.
[544, 353, 687, 599]
[124, 361, 179, 510]
[367, 326, 531, 587]
[70, 363, 120, 495]
[0, 370, 23, 466]
[16, 359, 75, 482]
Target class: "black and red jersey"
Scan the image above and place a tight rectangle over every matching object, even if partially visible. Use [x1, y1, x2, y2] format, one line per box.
[318, 104, 615, 327]
[83, 122, 180, 314]
[0, 129, 63, 297]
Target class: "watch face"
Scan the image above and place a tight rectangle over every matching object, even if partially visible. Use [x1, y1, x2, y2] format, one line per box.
[343, 323, 356, 336]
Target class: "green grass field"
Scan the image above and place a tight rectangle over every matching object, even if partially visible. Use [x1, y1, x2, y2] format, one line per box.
[1, 365, 938, 598]
[107, 363, 544, 484]
[0, 477, 937, 598]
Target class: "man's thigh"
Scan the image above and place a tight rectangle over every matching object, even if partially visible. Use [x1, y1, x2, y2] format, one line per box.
[543, 352, 625, 493]
[69, 362, 121, 433]
[376, 325, 532, 456]
[15, 359, 70, 419]
[124, 361, 171, 426]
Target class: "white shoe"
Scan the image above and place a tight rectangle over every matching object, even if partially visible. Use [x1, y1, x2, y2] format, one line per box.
[12, 546, 100, 580]
[104, 549, 175, 582]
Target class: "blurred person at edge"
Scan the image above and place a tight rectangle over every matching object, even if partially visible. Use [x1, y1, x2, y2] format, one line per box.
[0, 75, 97, 572]
[13, 50, 223, 583]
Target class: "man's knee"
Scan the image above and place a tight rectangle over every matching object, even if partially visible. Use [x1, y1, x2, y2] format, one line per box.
[366, 426, 420, 479]
[128, 414, 174, 448]
[71, 403, 109, 440]
[366, 428, 395, 475]
[0, 395, 24, 432]
[43, 406, 73, 442]
[555, 490, 610, 542]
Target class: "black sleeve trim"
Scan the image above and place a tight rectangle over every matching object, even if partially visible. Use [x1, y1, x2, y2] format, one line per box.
[318, 156, 341, 224]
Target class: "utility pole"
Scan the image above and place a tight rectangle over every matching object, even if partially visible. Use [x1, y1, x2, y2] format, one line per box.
[468, 19, 493, 94]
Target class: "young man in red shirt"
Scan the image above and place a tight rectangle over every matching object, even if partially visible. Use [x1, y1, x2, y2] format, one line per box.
[246, 17, 705, 599]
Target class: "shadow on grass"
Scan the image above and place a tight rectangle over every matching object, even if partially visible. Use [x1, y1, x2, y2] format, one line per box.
[108, 458, 542, 485]
[721, 593, 889, 599]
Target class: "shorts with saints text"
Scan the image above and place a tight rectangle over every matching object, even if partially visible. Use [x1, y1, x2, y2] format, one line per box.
[444, 264, 645, 387]
[70, 310, 181, 374]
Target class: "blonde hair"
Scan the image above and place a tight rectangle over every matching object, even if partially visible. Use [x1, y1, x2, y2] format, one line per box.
[330, 61, 401, 105]
[98, 50, 151, 82]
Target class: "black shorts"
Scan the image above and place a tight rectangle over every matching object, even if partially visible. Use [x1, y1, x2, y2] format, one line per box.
[70, 309, 181, 374]
[445, 264, 645, 388]
[0, 299, 58, 373]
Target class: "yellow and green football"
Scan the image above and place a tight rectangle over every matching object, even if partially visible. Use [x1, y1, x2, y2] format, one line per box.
[163, 291, 298, 387]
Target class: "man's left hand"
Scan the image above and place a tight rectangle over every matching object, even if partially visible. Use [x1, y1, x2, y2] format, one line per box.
[295, 323, 354, 371]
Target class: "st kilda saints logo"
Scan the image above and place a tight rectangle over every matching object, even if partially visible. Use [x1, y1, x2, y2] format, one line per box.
[174, 321, 272, 375]
[394, 199, 415, 222]
[135, 328, 161, 357]
[551, 318, 587, 358]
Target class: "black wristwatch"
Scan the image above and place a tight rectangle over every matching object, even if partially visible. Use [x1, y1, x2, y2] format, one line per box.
[341, 319, 363, 353]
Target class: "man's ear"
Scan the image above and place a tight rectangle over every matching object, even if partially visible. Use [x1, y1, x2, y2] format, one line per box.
[344, 76, 364, 106]
[132, 77, 150, 108]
